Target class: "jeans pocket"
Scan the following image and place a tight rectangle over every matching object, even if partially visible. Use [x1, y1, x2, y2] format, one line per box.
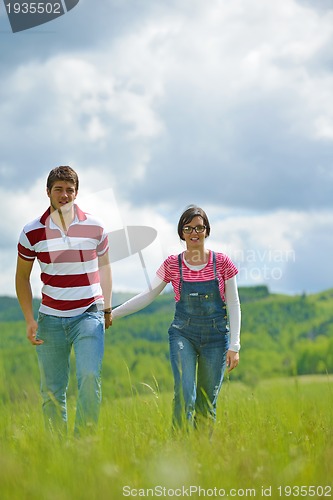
[36, 312, 45, 341]
[86, 310, 104, 324]
[37, 312, 46, 324]
[214, 319, 229, 334]
[169, 317, 187, 333]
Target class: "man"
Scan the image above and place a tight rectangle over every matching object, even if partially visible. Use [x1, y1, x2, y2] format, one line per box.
[15, 166, 112, 436]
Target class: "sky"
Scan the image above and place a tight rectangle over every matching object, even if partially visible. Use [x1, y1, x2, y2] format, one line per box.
[1, 0, 333, 300]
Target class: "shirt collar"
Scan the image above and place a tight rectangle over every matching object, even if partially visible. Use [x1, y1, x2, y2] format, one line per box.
[40, 204, 87, 227]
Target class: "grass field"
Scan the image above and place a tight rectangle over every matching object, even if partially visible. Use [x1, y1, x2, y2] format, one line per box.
[1, 376, 333, 499]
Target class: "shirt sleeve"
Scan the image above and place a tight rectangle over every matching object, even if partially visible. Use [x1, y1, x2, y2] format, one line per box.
[17, 230, 36, 261]
[97, 228, 109, 256]
[156, 257, 172, 283]
[223, 254, 238, 281]
[225, 275, 241, 352]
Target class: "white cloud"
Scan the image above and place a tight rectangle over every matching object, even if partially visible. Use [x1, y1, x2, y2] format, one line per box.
[1, 0, 333, 297]
[2, 55, 164, 146]
[209, 209, 333, 293]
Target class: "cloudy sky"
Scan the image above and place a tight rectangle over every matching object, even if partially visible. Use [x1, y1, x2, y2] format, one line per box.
[1, 0, 333, 300]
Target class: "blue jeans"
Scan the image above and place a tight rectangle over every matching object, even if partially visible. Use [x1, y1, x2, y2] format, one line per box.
[36, 310, 105, 436]
[169, 313, 229, 429]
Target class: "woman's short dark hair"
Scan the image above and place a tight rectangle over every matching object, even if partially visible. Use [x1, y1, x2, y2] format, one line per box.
[177, 205, 211, 240]
[47, 166, 79, 192]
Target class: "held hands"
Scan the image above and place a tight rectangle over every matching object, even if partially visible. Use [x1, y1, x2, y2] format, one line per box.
[226, 350, 239, 372]
[26, 320, 43, 346]
[104, 309, 112, 329]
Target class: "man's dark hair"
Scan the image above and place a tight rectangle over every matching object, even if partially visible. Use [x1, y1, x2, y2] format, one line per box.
[46, 166, 79, 191]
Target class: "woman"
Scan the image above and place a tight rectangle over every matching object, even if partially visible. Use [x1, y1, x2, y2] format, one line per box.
[112, 205, 241, 430]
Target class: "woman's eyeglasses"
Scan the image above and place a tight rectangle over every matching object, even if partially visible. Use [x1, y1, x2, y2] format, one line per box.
[183, 225, 206, 234]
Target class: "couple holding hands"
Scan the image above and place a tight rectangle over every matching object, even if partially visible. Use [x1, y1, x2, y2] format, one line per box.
[16, 166, 240, 436]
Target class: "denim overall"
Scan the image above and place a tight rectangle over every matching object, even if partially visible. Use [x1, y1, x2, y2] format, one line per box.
[168, 252, 230, 429]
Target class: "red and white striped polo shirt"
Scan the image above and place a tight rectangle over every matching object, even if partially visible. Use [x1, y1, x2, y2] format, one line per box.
[17, 205, 109, 317]
[157, 251, 238, 302]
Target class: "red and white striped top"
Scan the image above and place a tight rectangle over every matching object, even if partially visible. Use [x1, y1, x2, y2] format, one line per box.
[17, 205, 109, 317]
[157, 251, 238, 302]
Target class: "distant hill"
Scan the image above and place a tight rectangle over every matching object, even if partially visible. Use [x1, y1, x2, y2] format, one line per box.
[1, 286, 333, 396]
[0, 296, 40, 322]
[0, 286, 270, 322]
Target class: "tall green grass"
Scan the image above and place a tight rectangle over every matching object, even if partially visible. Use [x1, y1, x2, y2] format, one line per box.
[1, 376, 333, 499]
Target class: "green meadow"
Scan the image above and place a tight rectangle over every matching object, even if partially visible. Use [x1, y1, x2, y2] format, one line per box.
[1, 287, 333, 498]
[1, 377, 332, 499]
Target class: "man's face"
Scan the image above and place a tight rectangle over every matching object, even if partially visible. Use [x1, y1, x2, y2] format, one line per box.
[47, 180, 77, 213]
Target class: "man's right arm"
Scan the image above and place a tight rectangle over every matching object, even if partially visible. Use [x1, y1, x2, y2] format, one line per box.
[15, 256, 43, 345]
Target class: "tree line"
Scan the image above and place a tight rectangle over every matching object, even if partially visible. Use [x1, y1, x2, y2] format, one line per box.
[1, 286, 333, 400]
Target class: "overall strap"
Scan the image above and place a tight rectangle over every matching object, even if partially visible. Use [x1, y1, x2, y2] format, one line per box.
[178, 253, 183, 296]
[178, 253, 183, 280]
[212, 251, 217, 278]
